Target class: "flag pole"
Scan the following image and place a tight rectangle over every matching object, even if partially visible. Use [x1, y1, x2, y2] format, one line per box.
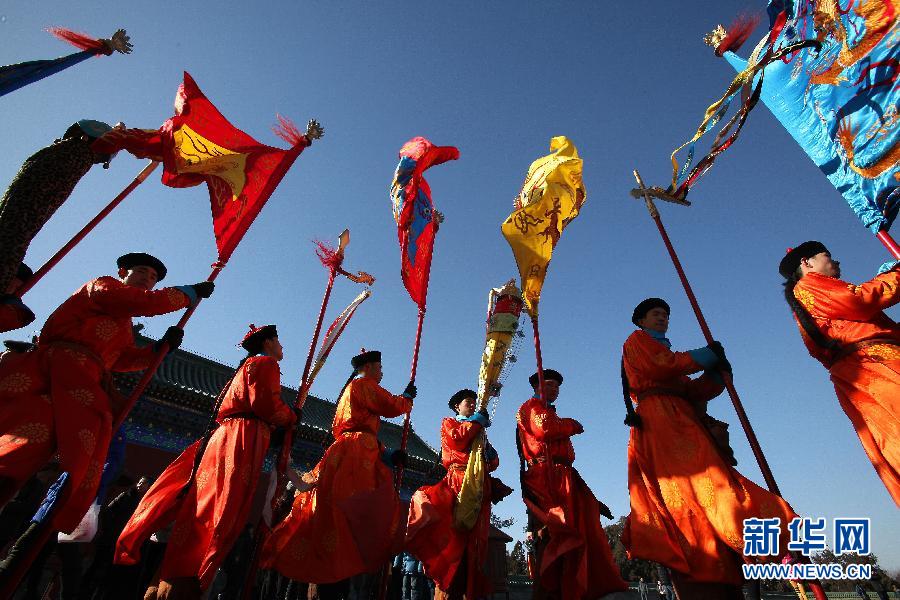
[632, 170, 827, 600]
[633, 169, 780, 493]
[17, 161, 160, 297]
[394, 306, 426, 490]
[113, 262, 223, 431]
[876, 229, 900, 260]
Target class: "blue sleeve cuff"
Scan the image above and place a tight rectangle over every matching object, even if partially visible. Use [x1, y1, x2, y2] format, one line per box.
[174, 285, 198, 306]
[688, 347, 718, 369]
[877, 260, 900, 275]
[468, 412, 490, 427]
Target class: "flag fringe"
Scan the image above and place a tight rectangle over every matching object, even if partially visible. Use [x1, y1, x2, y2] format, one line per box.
[46, 27, 110, 55]
[273, 114, 306, 147]
[716, 14, 761, 56]
[313, 240, 344, 270]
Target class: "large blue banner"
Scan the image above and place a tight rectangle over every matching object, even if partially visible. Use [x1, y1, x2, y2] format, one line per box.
[726, 0, 898, 233]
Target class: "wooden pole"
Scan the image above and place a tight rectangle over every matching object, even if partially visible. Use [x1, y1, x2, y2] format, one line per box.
[632, 170, 827, 600]
[18, 161, 159, 297]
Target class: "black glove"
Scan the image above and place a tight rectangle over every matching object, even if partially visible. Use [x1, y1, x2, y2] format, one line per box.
[156, 326, 184, 353]
[708, 340, 732, 373]
[598, 500, 614, 520]
[624, 412, 643, 428]
[402, 381, 417, 400]
[190, 281, 215, 299]
[390, 449, 408, 468]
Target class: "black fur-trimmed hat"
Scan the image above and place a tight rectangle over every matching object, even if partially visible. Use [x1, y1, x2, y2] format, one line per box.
[241, 324, 278, 354]
[631, 298, 670, 326]
[351, 349, 381, 370]
[448, 389, 477, 412]
[16, 263, 33, 282]
[778, 241, 829, 278]
[117, 252, 167, 281]
[529, 369, 563, 388]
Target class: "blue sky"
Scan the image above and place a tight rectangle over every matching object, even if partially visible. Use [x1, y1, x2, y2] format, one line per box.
[2, 1, 897, 570]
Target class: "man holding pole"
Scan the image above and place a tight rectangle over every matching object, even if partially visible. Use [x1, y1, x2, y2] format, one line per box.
[517, 369, 627, 600]
[0, 252, 212, 533]
[115, 324, 297, 599]
[621, 298, 797, 599]
[405, 389, 499, 600]
[261, 349, 415, 592]
[779, 241, 900, 505]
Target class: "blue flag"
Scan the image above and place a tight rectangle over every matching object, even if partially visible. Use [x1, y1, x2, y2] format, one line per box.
[0, 51, 95, 98]
[725, 1, 899, 233]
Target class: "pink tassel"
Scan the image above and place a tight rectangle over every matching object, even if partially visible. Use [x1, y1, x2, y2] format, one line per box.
[272, 114, 306, 148]
[46, 27, 110, 55]
[314, 240, 344, 270]
[717, 14, 761, 56]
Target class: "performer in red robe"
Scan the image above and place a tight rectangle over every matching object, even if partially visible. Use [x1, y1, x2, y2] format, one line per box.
[780, 241, 900, 506]
[0, 263, 35, 333]
[0, 252, 209, 532]
[261, 349, 416, 586]
[406, 389, 500, 600]
[517, 369, 627, 600]
[115, 324, 296, 598]
[622, 298, 797, 598]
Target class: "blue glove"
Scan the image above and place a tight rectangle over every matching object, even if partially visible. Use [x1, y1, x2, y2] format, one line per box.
[877, 260, 900, 275]
[469, 409, 491, 428]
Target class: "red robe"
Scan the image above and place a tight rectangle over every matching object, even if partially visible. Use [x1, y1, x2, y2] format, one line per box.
[405, 417, 498, 598]
[114, 355, 295, 588]
[261, 375, 412, 583]
[0, 276, 190, 531]
[517, 396, 627, 599]
[621, 330, 796, 584]
[793, 269, 900, 505]
[0, 295, 34, 333]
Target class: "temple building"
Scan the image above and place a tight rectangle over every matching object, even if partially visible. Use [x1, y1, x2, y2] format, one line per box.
[115, 333, 442, 504]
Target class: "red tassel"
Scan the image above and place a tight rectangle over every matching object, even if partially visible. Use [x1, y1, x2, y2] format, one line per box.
[272, 114, 307, 148]
[313, 240, 344, 270]
[46, 27, 110, 55]
[717, 14, 761, 56]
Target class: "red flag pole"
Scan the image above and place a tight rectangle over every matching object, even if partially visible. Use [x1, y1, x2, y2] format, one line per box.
[632, 170, 827, 600]
[876, 229, 900, 260]
[530, 314, 546, 401]
[113, 262, 223, 431]
[377, 306, 426, 600]
[394, 306, 426, 490]
[633, 170, 779, 493]
[17, 160, 160, 297]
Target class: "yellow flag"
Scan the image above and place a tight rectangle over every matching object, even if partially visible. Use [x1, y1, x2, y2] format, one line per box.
[453, 434, 485, 530]
[501, 136, 585, 316]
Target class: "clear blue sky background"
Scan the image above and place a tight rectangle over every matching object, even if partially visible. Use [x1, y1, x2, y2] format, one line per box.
[3, 0, 897, 571]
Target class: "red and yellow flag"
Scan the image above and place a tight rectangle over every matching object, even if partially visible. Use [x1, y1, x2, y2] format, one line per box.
[93, 72, 312, 262]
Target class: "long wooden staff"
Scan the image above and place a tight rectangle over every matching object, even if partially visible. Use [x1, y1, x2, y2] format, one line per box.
[632, 169, 827, 600]
[17, 161, 160, 297]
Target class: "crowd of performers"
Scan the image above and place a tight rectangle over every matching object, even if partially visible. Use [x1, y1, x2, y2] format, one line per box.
[0, 120, 897, 600]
